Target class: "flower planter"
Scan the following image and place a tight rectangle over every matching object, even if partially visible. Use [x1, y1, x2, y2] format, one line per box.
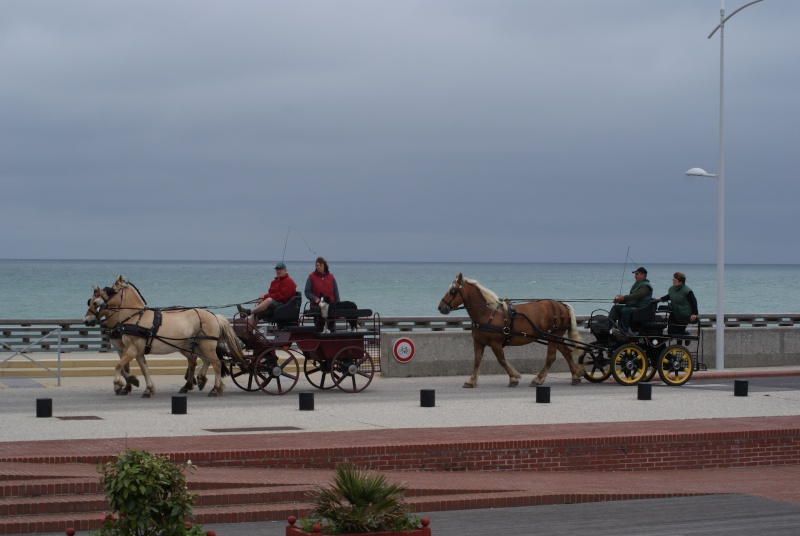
[286, 516, 431, 536]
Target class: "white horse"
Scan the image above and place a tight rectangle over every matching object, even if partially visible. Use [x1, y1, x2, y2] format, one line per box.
[84, 276, 245, 397]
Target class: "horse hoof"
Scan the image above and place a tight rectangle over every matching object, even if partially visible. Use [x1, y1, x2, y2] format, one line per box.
[462, 383, 475, 388]
[208, 390, 219, 397]
[530, 378, 544, 386]
[130, 377, 140, 387]
[141, 392, 151, 399]
[508, 380, 519, 387]
[179, 387, 189, 394]
[197, 378, 207, 391]
[116, 389, 128, 396]
[571, 378, 582, 385]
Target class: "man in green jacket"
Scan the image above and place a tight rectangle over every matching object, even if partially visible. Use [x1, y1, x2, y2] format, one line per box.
[609, 267, 653, 335]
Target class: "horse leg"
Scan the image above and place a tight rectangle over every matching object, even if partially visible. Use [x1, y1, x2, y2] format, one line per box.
[207, 359, 224, 397]
[118, 363, 133, 395]
[196, 358, 211, 392]
[133, 356, 156, 398]
[464, 339, 487, 388]
[488, 343, 521, 387]
[114, 347, 140, 395]
[557, 343, 585, 385]
[531, 342, 558, 386]
[179, 353, 198, 393]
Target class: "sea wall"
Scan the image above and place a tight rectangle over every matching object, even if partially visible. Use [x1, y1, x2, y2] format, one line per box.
[379, 327, 800, 378]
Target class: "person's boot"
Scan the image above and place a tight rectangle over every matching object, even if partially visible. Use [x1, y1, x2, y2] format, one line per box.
[237, 304, 251, 315]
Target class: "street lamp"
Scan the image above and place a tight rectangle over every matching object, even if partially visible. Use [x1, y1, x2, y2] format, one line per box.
[686, 0, 764, 371]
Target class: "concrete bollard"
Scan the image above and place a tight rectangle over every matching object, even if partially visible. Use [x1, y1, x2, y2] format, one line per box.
[734, 380, 749, 397]
[299, 392, 315, 411]
[171, 395, 187, 415]
[536, 385, 550, 404]
[420, 389, 435, 407]
[36, 398, 52, 418]
[638, 383, 652, 401]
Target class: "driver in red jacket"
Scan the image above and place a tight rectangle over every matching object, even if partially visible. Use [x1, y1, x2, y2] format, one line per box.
[237, 262, 297, 323]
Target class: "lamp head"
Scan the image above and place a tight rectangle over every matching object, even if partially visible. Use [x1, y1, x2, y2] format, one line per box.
[685, 167, 718, 178]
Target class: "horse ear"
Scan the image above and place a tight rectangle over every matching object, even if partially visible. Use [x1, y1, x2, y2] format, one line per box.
[455, 272, 463, 283]
[116, 275, 124, 285]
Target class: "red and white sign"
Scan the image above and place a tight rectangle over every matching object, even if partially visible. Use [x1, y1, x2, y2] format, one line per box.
[392, 338, 415, 363]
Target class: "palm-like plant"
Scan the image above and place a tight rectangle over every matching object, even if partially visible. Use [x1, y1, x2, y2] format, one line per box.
[303, 464, 420, 534]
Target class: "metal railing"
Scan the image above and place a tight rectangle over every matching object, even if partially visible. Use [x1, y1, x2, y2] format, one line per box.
[1, 314, 799, 353]
[0, 327, 62, 383]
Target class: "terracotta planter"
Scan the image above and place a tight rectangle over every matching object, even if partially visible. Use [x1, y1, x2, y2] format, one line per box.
[285, 516, 431, 536]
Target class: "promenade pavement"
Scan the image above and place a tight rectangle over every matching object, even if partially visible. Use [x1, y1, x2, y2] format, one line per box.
[2, 365, 800, 535]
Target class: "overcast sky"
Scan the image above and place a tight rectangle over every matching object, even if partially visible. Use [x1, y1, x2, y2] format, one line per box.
[2, 0, 798, 264]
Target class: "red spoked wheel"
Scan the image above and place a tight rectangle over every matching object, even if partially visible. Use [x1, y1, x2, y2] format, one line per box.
[331, 346, 375, 393]
[304, 357, 337, 390]
[254, 348, 300, 395]
[230, 353, 259, 392]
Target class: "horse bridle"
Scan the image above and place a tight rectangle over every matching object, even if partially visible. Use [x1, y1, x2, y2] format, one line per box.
[440, 279, 466, 313]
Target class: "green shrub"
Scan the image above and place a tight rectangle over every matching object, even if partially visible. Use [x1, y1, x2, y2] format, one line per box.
[92, 449, 205, 536]
[301, 464, 421, 534]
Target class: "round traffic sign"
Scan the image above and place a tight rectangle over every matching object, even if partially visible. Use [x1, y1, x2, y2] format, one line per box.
[392, 338, 415, 363]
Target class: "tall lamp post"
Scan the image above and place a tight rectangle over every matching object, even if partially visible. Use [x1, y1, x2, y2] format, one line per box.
[686, 0, 764, 371]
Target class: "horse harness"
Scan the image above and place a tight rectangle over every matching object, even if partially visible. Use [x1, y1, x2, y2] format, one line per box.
[97, 286, 218, 355]
[473, 299, 571, 347]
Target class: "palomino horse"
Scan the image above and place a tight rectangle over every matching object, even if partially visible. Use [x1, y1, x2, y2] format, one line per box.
[437, 272, 585, 387]
[84, 276, 245, 397]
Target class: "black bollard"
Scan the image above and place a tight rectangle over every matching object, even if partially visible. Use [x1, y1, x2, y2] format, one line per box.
[36, 398, 52, 418]
[638, 383, 652, 401]
[420, 389, 435, 408]
[535, 385, 550, 404]
[299, 392, 315, 411]
[734, 380, 749, 397]
[171, 395, 187, 415]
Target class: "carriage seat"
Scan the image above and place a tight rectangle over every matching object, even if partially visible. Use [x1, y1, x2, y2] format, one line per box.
[270, 292, 302, 328]
[630, 300, 667, 334]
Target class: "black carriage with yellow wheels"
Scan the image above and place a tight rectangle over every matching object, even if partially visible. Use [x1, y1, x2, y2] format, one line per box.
[579, 300, 704, 387]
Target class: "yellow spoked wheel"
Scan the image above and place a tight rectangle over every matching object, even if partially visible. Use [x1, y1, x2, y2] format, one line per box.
[579, 349, 611, 383]
[657, 345, 694, 386]
[610, 344, 648, 386]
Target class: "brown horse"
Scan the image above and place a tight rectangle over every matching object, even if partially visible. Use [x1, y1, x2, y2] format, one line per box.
[438, 272, 585, 387]
[84, 276, 245, 397]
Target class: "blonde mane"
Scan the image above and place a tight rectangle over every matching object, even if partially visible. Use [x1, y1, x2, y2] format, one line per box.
[464, 278, 505, 310]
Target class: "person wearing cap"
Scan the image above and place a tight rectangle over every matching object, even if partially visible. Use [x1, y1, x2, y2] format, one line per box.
[657, 271, 699, 335]
[609, 267, 653, 335]
[237, 263, 297, 322]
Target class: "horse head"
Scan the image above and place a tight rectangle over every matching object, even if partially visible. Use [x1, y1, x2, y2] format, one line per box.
[438, 272, 466, 315]
[83, 276, 145, 326]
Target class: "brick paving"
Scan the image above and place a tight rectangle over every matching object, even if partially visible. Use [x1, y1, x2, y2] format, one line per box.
[2, 370, 800, 534]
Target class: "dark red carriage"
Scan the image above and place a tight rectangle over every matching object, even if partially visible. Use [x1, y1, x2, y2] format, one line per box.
[225, 293, 380, 395]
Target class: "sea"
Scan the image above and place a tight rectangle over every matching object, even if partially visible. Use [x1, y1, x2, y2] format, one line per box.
[1, 259, 799, 319]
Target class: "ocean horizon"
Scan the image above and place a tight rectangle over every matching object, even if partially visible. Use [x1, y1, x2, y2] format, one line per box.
[1, 259, 799, 319]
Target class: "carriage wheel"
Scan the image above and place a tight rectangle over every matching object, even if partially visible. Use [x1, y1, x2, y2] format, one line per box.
[657, 345, 694, 386]
[610, 344, 648, 386]
[579, 349, 611, 383]
[254, 348, 300, 395]
[303, 357, 337, 390]
[330, 346, 375, 393]
[229, 354, 259, 392]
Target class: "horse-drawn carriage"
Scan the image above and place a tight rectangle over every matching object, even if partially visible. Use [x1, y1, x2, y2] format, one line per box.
[579, 300, 705, 387]
[84, 277, 379, 398]
[225, 294, 380, 395]
[438, 272, 703, 389]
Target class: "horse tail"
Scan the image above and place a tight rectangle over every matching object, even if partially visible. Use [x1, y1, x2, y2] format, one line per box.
[564, 303, 584, 357]
[215, 314, 246, 365]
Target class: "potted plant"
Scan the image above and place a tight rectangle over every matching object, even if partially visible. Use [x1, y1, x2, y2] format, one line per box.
[286, 464, 431, 535]
[91, 449, 207, 536]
